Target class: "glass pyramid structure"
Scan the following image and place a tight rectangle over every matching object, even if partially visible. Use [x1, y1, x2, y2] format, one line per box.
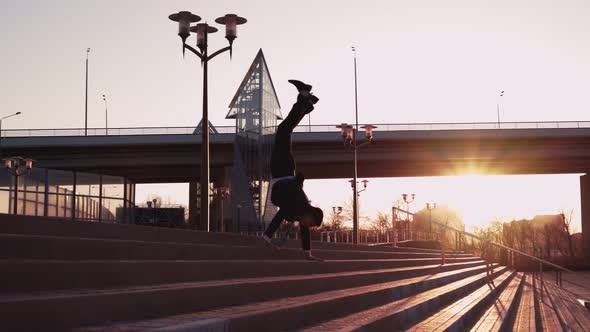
[227, 49, 282, 230]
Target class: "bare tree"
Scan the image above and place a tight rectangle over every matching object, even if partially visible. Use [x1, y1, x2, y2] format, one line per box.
[322, 207, 345, 231]
[370, 211, 391, 234]
[559, 209, 576, 261]
[341, 198, 371, 230]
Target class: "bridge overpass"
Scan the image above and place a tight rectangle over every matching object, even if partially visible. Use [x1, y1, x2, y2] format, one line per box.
[2, 121, 590, 182]
[2, 121, 590, 254]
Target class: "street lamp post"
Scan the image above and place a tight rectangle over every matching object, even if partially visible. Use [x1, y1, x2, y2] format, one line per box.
[152, 198, 158, 224]
[392, 205, 399, 247]
[3, 156, 33, 215]
[0, 112, 22, 144]
[337, 123, 375, 244]
[332, 206, 343, 216]
[426, 202, 437, 237]
[497, 90, 504, 128]
[332, 206, 343, 241]
[102, 94, 108, 135]
[169, 11, 246, 232]
[402, 193, 415, 240]
[85, 48, 90, 136]
[236, 203, 242, 233]
[211, 185, 230, 232]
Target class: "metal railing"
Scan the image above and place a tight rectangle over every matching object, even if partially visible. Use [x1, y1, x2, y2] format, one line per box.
[319, 230, 392, 244]
[2, 120, 590, 138]
[393, 206, 572, 298]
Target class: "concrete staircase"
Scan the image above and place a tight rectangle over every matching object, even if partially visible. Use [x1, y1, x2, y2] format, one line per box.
[0, 217, 588, 331]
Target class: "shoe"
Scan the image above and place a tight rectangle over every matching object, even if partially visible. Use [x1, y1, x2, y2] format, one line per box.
[290, 79, 319, 105]
[306, 255, 324, 262]
[303, 251, 324, 261]
[263, 234, 280, 251]
[288, 79, 312, 93]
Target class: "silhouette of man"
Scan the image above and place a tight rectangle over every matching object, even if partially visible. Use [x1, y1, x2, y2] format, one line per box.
[263, 80, 324, 261]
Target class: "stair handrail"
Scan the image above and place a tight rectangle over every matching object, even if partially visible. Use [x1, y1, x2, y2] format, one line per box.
[394, 207, 572, 273]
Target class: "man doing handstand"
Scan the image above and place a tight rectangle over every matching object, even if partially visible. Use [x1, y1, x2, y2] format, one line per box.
[263, 79, 324, 261]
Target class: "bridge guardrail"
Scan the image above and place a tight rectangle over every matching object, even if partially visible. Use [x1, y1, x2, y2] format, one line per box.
[2, 120, 590, 137]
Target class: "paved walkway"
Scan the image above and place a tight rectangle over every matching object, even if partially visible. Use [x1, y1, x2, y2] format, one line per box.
[553, 271, 590, 302]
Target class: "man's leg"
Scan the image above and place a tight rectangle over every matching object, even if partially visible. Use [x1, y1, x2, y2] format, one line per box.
[270, 97, 314, 178]
[264, 210, 285, 240]
[300, 223, 323, 261]
[300, 223, 311, 251]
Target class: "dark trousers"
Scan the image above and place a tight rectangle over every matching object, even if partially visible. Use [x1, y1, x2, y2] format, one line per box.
[264, 101, 312, 250]
[269, 100, 307, 178]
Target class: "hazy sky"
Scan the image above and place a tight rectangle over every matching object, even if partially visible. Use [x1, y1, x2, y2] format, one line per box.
[2, 0, 590, 129]
[2, 1, 589, 230]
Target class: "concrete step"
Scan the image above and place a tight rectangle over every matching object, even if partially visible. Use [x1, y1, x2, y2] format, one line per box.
[299, 266, 509, 331]
[405, 270, 516, 331]
[542, 275, 590, 331]
[469, 272, 524, 331]
[0, 217, 464, 255]
[0, 256, 483, 293]
[286, 240, 464, 254]
[75, 264, 501, 332]
[0, 216, 265, 246]
[512, 273, 538, 331]
[534, 274, 562, 331]
[0, 262, 486, 331]
[0, 233, 474, 261]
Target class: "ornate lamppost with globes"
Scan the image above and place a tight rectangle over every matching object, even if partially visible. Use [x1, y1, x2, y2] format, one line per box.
[402, 193, 415, 240]
[211, 184, 231, 232]
[336, 123, 376, 244]
[332, 206, 343, 215]
[3, 156, 33, 215]
[168, 11, 247, 232]
[426, 202, 437, 237]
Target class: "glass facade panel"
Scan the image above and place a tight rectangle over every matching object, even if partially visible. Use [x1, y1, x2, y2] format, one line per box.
[102, 198, 123, 222]
[48, 170, 73, 193]
[0, 190, 9, 214]
[76, 172, 100, 196]
[102, 175, 124, 199]
[46, 193, 57, 217]
[1, 167, 133, 223]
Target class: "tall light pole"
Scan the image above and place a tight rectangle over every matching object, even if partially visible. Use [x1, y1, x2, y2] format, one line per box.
[0, 112, 22, 159]
[1, 112, 22, 143]
[392, 205, 398, 247]
[336, 122, 376, 244]
[352, 46, 359, 243]
[169, 11, 247, 232]
[497, 90, 504, 128]
[402, 193, 415, 240]
[102, 94, 108, 135]
[426, 202, 437, 235]
[85, 48, 90, 136]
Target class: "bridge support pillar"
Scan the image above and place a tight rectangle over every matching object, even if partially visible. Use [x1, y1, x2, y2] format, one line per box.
[581, 174, 590, 258]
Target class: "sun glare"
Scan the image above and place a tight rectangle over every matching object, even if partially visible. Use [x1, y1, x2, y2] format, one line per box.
[307, 174, 582, 234]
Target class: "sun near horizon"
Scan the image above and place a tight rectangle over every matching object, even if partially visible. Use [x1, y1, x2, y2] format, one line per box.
[303, 172, 582, 232]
